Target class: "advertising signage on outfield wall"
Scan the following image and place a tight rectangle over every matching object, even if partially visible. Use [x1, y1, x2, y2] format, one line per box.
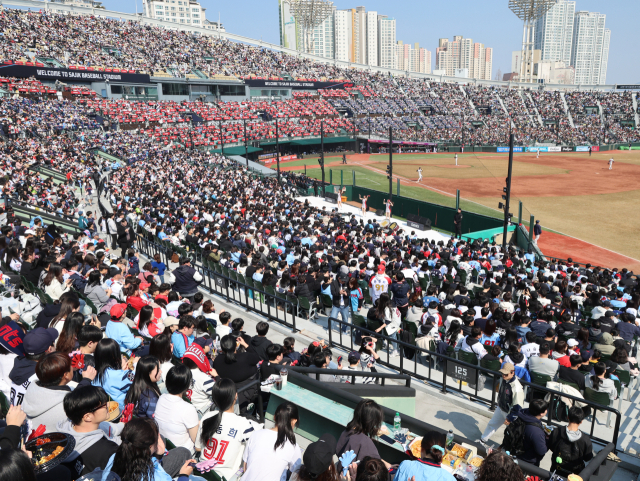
[0, 64, 151, 83]
[497, 147, 523, 152]
[576, 146, 590, 152]
[562, 146, 573, 152]
[244, 79, 353, 90]
[616, 85, 640, 90]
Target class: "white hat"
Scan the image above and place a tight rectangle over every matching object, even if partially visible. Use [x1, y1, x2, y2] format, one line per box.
[24, 229, 36, 235]
[567, 339, 579, 347]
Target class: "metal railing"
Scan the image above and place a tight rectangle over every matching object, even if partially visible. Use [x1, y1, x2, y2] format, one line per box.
[323, 315, 621, 451]
[5, 197, 83, 234]
[135, 235, 301, 333]
[133, 234, 621, 451]
[287, 366, 412, 387]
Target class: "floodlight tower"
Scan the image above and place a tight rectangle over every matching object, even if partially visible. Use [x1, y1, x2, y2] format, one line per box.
[288, 0, 334, 55]
[508, 0, 555, 84]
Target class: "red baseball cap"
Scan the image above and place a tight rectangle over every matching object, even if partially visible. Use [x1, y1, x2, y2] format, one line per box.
[377, 265, 386, 274]
[183, 344, 211, 373]
[110, 303, 127, 318]
[140, 282, 151, 290]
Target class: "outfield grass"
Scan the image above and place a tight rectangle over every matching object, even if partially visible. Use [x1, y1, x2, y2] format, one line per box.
[294, 165, 504, 220]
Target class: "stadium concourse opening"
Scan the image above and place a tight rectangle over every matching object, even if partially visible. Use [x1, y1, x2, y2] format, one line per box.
[0, 3, 639, 481]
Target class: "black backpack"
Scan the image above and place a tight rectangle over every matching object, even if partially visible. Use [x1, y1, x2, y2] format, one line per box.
[501, 417, 544, 456]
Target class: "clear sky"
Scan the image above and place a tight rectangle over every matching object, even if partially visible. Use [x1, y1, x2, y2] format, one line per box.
[114, 0, 638, 84]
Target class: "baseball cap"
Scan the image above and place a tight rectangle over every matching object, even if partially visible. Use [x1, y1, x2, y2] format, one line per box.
[602, 301, 611, 307]
[163, 316, 179, 328]
[24, 229, 36, 235]
[338, 273, 348, 281]
[23, 328, 58, 356]
[194, 337, 214, 350]
[140, 282, 151, 290]
[183, 344, 211, 373]
[0, 321, 26, 356]
[581, 350, 591, 362]
[377, 265, 385, 274]
[347, 351, 361, 363]
[110, 303, 128, 319]
[499, 362, 515, 375]
[302, 433, 337, 478]
[567, 339, 579, 347]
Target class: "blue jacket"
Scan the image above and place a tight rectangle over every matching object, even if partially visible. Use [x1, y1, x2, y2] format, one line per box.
[389, 281, 410, 307]
[137, 388, 159, 418]
[105, 320, 142, 355]
[516, 409, 548, 466]
[171, 331, 195, 358]
[102, 454, 174, 481]
[394, 459, 456, 481]
[92, 368, 133, 410]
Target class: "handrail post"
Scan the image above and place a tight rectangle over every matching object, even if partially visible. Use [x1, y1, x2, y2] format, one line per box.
[441, 357, 448, 394]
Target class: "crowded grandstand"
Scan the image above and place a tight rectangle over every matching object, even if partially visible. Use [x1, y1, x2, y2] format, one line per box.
[0, 5, 638, 481]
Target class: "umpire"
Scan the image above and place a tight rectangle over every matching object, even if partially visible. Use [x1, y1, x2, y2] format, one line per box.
[454, 208, 463, 239]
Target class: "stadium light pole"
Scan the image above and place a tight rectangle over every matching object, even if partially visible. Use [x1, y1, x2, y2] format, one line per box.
[321, 120, 325, 197]
[243, 118, 249, 169]
[288, 0, 334, 54]
[275, 118, 280, 183]
[509, 0, 555, 84]
[353, 113, 357, 153]
[388, 126, 393, 200]
[502, 133, 515, 252]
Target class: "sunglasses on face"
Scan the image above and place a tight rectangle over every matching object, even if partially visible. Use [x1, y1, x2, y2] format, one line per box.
[91, 402, 108, 413]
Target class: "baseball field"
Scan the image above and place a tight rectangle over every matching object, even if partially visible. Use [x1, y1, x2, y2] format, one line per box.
[285, 150, 640, 271]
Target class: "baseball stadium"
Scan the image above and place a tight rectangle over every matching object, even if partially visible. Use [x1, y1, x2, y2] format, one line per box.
[0, 1, 639, 481]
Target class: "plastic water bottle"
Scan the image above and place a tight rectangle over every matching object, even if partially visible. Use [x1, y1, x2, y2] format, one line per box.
[446, 430, 455, 450]
[393, 412, 401, 432]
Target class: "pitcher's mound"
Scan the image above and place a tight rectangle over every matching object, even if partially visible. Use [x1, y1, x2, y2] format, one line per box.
[434, 164, 472, 169]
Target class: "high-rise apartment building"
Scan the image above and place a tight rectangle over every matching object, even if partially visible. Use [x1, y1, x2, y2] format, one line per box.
[278, 2, 409, 71]
[377, 15, 396, 69]
[531, 1, 610, 85]
[143, 0, 207, 26]
[534, 0, 575, 65]
[395, 41, 410, 71]
[334, 9, 357, 62]
[334, 8, 361, 63]
[571, 11, 609, 84]
[365, 10, 378, 66]
[436, 36, 492, 80]
[410, 43, 431, 74]
[396, 42, 431, 73]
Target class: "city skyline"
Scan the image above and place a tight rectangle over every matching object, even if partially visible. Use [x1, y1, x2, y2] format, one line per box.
[103, 0, 637, 83]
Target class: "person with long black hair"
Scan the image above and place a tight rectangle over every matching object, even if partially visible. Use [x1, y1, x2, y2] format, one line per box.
[55, 311, 85, 354]
[91, 338, 133, 410]
[195, 378, 261, 480]
[149, 333, 174, 386]
[0, 449, 38, 481]
[393, 430, 455, 481]
[154, 364, 200, 454]
[335, 399, 396, 470]
[102, 418, 195, 481]
[124, 355, 162, 418]
[212, 334, 260, 383]
[242, 401, 302, 481]
[585, 361, 618, 402]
